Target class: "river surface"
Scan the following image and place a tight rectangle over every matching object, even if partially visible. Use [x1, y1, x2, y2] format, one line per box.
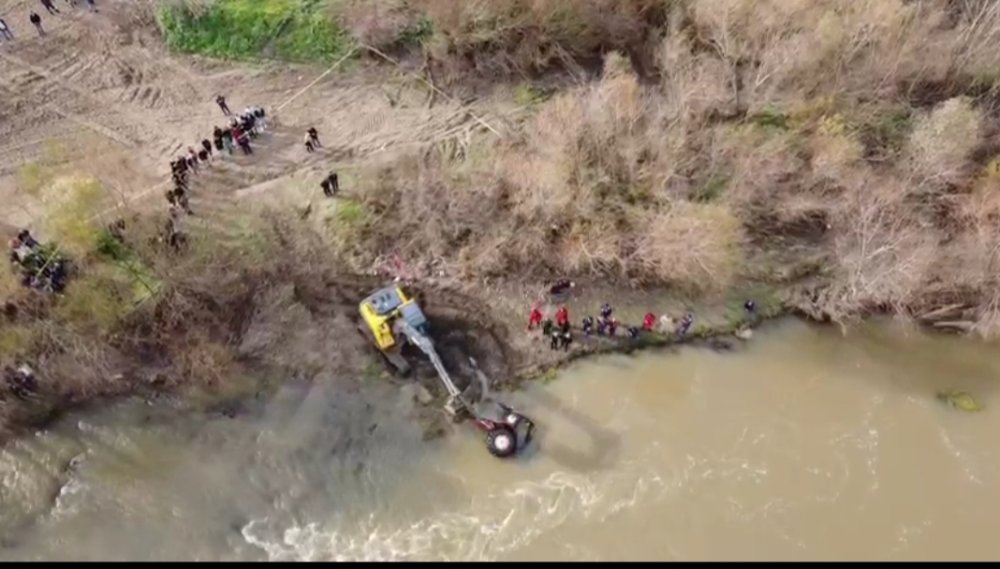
[1, 319, 999, 561]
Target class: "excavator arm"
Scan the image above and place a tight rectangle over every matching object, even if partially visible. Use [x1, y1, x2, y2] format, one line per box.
[392, 318, 470, 417]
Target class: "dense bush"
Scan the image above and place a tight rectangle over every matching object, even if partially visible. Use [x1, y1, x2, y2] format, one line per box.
[157, 0, 351, 62]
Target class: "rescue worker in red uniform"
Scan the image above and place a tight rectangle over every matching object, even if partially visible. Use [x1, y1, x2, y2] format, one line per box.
[555, 305, 569, 329]
[528, 305, 543, 330]
[643, 312, 656, 332]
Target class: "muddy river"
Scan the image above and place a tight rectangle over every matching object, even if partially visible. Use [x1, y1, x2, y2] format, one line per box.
[1, 319, 999, 561]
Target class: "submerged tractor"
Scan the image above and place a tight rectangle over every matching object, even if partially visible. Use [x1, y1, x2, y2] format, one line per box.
[358, 285, 535, 458]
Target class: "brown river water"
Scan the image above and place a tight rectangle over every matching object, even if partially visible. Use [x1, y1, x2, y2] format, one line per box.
[1, 318, 999, 561]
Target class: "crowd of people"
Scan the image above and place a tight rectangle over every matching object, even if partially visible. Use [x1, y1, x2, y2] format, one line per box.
[7, 229, 70, 293]
[528, 281, 757, 353]
[162, 98, 272, 250]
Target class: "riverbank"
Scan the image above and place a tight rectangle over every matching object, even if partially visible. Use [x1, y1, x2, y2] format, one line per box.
[0, 238, 794, 445]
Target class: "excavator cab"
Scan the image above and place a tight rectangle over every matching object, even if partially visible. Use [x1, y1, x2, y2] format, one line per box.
[359, 286, 429, 375]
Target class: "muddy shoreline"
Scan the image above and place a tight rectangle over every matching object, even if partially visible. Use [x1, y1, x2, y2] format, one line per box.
[0, 269, 976, 447]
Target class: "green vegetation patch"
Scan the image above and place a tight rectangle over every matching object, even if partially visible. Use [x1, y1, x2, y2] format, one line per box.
[157, 0, 353, 63]
[937, 390, 983, 413]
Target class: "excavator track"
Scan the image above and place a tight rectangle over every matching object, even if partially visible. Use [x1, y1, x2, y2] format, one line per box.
[356, 321, 411, 375]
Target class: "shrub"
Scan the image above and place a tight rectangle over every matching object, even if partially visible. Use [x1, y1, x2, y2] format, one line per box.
[157, 0, 352, 62]
[907, 97, 981, 190]
[633, 201, 744, 292]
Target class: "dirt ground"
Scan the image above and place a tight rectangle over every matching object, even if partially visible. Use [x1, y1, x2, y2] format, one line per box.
[0, 0, 524, 230]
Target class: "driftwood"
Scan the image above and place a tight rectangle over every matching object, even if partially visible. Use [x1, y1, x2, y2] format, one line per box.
[932, 320, 975, 332]
[919, 303, 968, 322]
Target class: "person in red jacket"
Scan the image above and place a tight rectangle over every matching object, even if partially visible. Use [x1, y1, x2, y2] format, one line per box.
[643, 312, 656, 332]
[555, 305, 569, 329]
[527, 304, 543, 330]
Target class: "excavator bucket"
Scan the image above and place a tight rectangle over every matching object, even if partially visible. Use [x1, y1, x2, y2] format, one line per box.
[461, 356, 491, 404]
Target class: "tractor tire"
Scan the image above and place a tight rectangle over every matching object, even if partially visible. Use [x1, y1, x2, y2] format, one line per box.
[485, 425, 517, 458]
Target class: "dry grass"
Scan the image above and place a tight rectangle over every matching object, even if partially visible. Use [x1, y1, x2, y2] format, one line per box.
[907, 97, 981, 190]
[335, 0, 1000, 333]
[346, 53, 741, 292]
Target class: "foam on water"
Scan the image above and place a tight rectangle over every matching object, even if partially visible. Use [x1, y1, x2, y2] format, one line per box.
[241, 461, 676, 561]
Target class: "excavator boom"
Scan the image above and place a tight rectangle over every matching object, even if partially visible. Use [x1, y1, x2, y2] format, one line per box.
[393, 318, 469, 416]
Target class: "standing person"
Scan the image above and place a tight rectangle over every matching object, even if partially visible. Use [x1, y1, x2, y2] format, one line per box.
[215, 95, 231, 116]
[676, 313, 694, 338]
[527, 304, 543, 330]
[171, 159, 187, 190]
[172, 174, 187, 193]
[254, 107, 267, 131]
[212, 126, 224, 152]
[28, 12, 43, 36]
[236, 130, 252, 155]
[16, 229, 39, 249]
[326, 172, 340, 195]
[555, 305, 569, 330]
[175, 189, 192, 215]
[658, 314, 675, 334]
[244, 113, 257, 138]
[560, 330, 573, 352]
[642, 312, 656, 332]
[200, 138, 213, 159]
[40, 0, 59, 15]
[0, 18, 14, 41]
[186, 148, 199, 173]
[250, 109, 263, 134]
[221, 127, 234, 155]
[304, 132, 315, 153]
[321, 175, 339, 198]
[307, 127, 321, 149]
[599, 303, 613, 321]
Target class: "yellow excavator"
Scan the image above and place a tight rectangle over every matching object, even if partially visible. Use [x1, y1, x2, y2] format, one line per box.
[358, 285, 535, 458]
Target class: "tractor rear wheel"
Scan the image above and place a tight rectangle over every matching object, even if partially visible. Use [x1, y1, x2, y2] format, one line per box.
[485, 425, 517, 458]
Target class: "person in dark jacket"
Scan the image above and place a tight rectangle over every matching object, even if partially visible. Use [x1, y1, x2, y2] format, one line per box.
[0, 17, 14, 41]
[581, 316, 594, 336]
[216, 95, 231, 116]
[307, 127, 321, 148]
[325, 172, 339, 196]
[40, 0, 60, 15]
[29, 12, 43, 36]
